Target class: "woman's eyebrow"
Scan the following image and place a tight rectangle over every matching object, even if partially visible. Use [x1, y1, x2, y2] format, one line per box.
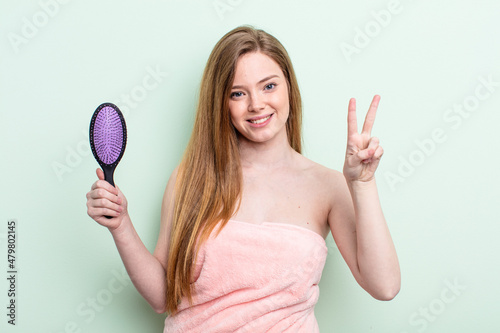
[232, 74, 280, 90]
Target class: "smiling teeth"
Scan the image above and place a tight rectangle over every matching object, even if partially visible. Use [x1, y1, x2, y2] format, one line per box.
[249, 115, 271, 124]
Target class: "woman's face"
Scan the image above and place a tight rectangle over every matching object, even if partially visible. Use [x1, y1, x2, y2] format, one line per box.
[228, 51, 290, 145]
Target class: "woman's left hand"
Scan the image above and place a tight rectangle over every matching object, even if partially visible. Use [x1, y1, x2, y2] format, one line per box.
[343, 95, 384, 183]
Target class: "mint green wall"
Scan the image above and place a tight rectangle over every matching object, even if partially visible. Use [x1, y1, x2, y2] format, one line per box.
[1, 0, 499, 332]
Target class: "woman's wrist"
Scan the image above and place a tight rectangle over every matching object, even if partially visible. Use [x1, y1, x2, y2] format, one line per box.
[108, 212, 132, 237]
[345, 176, 377, 193]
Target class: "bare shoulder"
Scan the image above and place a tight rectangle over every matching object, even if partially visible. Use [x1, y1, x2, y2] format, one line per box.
[153, 165, 179, 268]
[288, 153, 351, 237]
[292, 153, 350, 215]
[293, 152, 345, 193]
[161, 165, 179, 215]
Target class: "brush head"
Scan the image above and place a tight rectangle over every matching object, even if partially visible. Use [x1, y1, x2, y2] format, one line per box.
[89, 103, 127, 167]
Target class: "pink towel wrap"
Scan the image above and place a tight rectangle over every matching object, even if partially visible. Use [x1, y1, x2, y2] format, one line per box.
[164, 219, 328, 332]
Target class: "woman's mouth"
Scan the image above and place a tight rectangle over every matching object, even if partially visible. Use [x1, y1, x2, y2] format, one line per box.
[247, 113, 273, 126]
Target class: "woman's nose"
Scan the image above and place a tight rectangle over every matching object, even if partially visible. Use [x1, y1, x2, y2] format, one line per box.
[248, 93, 265, 112]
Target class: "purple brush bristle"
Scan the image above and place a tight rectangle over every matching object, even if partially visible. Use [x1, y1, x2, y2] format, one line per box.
[89, 102, 127, 186]
[93, 106, 124, 164]
[89, 103, 127, 218]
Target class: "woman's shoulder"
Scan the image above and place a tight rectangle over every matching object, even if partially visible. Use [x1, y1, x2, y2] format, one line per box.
[293, 152, 345, 185]
[292, 153, 347, 229]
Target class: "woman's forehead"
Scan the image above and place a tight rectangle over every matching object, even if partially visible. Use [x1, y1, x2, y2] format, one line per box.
[233, 52, 283, 84]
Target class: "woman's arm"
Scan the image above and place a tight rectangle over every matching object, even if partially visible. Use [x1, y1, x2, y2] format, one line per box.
[328, 95, 400, 300]
[86, 167, 177, 313]
[328, 174, 400, 300]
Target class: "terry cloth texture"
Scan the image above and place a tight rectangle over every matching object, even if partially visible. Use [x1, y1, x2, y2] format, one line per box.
[164, 219, 328, 333]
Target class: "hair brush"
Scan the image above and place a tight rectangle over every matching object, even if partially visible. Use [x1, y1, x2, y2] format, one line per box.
[89, 103, 127, 217]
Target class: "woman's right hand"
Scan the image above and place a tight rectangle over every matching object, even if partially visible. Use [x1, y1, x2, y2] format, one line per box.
[86, 168, 128, 230]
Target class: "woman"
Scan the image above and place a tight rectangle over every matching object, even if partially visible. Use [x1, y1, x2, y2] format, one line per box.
[86, 25, 400, 332]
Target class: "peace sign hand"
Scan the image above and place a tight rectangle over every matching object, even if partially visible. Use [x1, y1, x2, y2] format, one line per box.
[343, 95, 384, 183]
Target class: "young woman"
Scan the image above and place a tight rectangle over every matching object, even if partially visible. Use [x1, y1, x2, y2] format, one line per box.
[86, 25, 400, 332]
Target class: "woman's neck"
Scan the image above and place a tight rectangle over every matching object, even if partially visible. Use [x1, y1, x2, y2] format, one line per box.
[238, 130, 296, 171]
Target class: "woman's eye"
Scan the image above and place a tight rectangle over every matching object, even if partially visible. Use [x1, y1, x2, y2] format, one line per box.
[230, 92, 243, 98]
[265, 83, 276, 90]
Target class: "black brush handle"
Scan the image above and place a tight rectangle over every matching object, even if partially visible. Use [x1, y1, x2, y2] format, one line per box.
[102, 164, 116, 219]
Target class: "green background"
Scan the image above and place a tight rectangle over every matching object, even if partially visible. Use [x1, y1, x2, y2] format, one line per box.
[1, 0, 499, 332]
